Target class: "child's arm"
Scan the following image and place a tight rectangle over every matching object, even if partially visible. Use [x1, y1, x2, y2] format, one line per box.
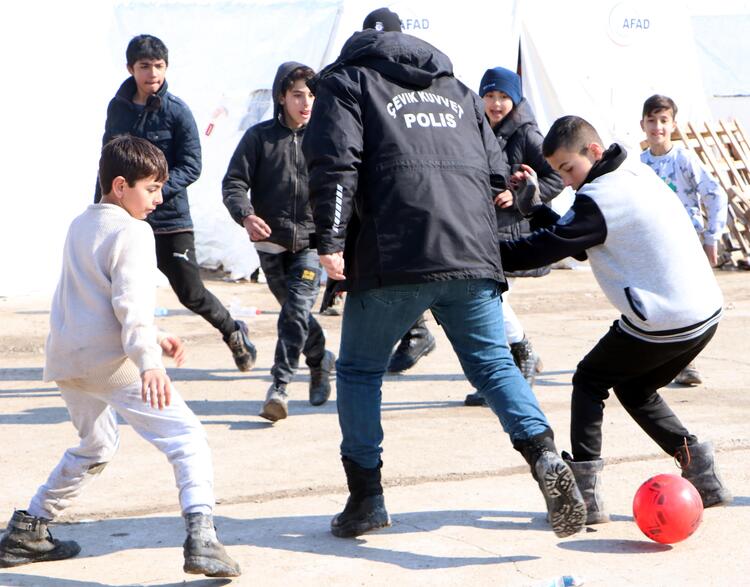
[160, 108, 202, 203]
[499, 193, 606, 272]
[222, 129, 262, 227]
[682, 151, 728, 265]
[110, 222, 167, 379]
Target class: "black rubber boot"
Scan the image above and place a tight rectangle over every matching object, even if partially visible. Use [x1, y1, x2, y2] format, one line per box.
[387, 317, 437, 374]
[0, 510, 80, 568]
[515, 431, 586, 538]
[676, 441, 733, 507]
[331, 457, 391, 538]
[183, 513, 241, 577]
[309, 350, 336, 406]
[510, 336, 543, 386]
[563, 453, 610, 525]
[224, 320, 257, 372]
[464, 391, 487, 407]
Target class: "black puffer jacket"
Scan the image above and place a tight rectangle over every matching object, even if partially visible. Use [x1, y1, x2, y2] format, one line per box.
[494, 98, 564, 277]
[95, 77, 202, 233]
[303, 30, 510, 292]
[222, 61, 315, 253]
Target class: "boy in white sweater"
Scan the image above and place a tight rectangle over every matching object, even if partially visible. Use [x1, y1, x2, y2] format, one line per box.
[501, 116, 732, 526]
[0, 136, 240, 577]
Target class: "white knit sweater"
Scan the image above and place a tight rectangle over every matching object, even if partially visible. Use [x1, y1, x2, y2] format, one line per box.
[44, 204, 165, 390]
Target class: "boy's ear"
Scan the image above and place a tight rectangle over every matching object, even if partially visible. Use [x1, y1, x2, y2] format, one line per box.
[588, 143, 605, 161]
[639, 119, 645, 132]
[127, 64, 135, 76]
[112, 176, 128, 198]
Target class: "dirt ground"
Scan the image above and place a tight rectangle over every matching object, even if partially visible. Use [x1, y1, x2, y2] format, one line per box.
[1, 267, 749, 586]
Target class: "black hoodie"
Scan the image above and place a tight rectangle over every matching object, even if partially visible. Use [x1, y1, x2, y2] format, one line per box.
[303, 30, 510, 292]
[222, 61, 315, 252]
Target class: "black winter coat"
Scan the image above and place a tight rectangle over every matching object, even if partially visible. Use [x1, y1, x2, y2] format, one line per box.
[303, 30, 510, 292]
[95, 77, 202, 233]
[222, 62, 315, 253]
[494, 98, 564, 277]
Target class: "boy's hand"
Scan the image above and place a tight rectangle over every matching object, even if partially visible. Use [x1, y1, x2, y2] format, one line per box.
[320, 252, 346, 280]
[703, 243, 718, 267]
[160, 335, 185, 367]
[493, 189, 514, 208]
[242, 214, 272, 241]
[141, 369, 172, 410]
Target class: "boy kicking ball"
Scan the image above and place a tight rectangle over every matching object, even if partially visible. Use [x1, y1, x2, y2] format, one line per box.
[0, 136, 240, 577]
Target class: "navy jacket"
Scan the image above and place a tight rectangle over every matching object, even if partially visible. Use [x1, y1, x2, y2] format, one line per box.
[303, 30, 510, 292]
[222, 62, 315, 252]
[95, 77, 202, 233]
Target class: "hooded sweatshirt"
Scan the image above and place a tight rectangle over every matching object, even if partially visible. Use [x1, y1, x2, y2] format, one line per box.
[222, 61, 315, 253]
[500, 145, 722, 342]
[302, 30, 510, 292]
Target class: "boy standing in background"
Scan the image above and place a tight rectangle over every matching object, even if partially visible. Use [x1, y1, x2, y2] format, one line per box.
[640, 94, 728, 386]
[96, 34, 257, 374]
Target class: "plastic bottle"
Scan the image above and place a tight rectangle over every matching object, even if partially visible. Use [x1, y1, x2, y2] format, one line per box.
[535, 576, 584, 587]
[229, 297, 262, 317]
[154, 307, 169, 317]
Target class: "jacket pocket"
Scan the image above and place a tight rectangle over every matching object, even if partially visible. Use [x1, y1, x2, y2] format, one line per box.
[624, 287, 648, 321]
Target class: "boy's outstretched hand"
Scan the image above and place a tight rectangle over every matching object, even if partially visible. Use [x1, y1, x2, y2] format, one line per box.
[160, 335, 185, 366]
[141, 369, 172, 410]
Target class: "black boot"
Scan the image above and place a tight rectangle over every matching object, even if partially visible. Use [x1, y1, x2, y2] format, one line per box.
[0, 510, 80, 568]
[331, 457, 391, 538]
[516, 432, 586, 538]
[510, 336, 543, 386]
[563, 453, 610, 525]
[183, 513, 241, 577]
[676, 441, 732, 507]
[464, 391, 487, 407]
[387, 317, 436, 373]
[309, 350, 336, 406]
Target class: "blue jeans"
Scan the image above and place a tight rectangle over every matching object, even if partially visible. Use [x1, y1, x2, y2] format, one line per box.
[337, 279, 550, 468]
[258, 249, 326, 384]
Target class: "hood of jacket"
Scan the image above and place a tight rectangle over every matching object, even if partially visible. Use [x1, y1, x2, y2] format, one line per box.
[272, 61, 307, 119]
[312, 30, 453, 91]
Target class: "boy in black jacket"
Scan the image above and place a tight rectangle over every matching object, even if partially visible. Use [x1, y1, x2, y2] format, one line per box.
[222, 62, 335, 422]
[95, 34, 257, 374]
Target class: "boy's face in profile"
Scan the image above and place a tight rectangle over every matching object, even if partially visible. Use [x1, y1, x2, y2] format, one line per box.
[641, 108, 675, 153]
[546, 144, 603, 190]
[108, 175, 164, 220]
[279, 79, 314, 129]
[127, 58, 167, 100]
[482, 91, 514, 127]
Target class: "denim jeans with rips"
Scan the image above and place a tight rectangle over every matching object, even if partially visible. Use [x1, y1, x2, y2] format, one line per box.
[336, 279, 551, 468]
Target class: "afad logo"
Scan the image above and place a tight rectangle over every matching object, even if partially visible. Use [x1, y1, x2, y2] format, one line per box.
[401, 17, 430, 31]
[608, 1, 653, 46]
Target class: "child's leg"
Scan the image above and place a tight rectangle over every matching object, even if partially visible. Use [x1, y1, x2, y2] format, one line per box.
[571, 322, 715, 461]
[106, 381, 214, 514]
[28, 387, 120, 519]
[612, 327, 717, 454]
[501, 279, 524, 345]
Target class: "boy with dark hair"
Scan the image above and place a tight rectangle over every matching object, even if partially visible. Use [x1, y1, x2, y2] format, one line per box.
[0, 136, 240, 577]
[500, 114, 732, 525]
[223, 62, 335, 422]
[96, 34, 257, 374]
[303, 28, 586, 539]
[640, 94, 728, 385]
[464, 66, 564, 405]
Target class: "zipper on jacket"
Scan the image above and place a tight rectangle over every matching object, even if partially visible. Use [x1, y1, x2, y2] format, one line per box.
[291, 131, 299, 252]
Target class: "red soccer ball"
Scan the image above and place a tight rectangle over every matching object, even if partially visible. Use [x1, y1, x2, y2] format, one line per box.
[632, 473, 704, 544]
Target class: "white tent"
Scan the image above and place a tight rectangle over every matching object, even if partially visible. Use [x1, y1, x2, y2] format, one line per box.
[0, 0, 746, 296]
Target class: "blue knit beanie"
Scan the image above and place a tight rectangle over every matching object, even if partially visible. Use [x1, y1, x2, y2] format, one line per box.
[478, 67, 522, 105]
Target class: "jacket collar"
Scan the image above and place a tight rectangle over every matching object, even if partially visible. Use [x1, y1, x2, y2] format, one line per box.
[580, 143, 627, 187]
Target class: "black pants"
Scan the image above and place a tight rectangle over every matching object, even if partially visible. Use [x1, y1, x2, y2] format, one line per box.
[259, 249, 326, 384]
[155, 231, 235, 339]
[571, 320, 717, 461]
